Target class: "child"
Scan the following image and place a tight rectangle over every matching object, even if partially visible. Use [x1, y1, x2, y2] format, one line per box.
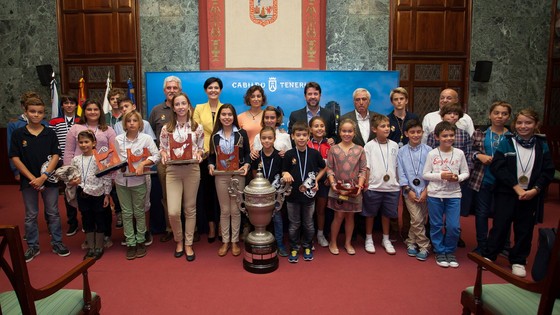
[251, 126, 287, 256]
[69, 130, 112, 260]
[468, 101, 512, 253]
[423, 121, 469, 268]
[105, 88, 123, 129]
[282, 121, 326, 263]
[9, 96, 70, 262]
[252, 106, 292, 158]
[397, 119, 432, 261]
[308, 116, 331, 248]
[114, 97, 156, 139]
[114, 111, 160, 260]
[208, 104, 251, 257]
[326, 119, 367, 255]
[483, 109, 554, 277]
[160, 92, 204, 262]
[362, 114, 400, 255]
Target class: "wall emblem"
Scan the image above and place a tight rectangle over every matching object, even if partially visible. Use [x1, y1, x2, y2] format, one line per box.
[250, 0, 278, 27]
[268, 77, 277, 92]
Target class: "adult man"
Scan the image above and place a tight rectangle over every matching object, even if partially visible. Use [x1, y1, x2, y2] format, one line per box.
[288, 82, 337, 145]
[148, 76, 181, 242]
[49, 94, 80, 236]
[340, 88, 377, 147]
[421, 88, 474, 144]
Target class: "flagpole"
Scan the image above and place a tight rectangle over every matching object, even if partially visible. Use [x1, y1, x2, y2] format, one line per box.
[102, 71, 112, 114]
[50, 72, 59, 119]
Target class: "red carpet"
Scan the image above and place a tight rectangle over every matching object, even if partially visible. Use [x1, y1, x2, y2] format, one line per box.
[1, 184, 559, 314]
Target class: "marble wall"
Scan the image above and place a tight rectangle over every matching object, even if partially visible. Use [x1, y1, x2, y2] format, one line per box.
[0, 0, 552, 127]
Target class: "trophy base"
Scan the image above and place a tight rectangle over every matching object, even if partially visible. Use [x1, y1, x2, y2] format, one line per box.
[243, 231, 278, 274]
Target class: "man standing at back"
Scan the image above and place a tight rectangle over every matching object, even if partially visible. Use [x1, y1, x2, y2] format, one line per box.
[421, 88, 474, 144]
[288, 82, 337, 145]
[340, 88, 377, 147]
[148, 76, 181, 242]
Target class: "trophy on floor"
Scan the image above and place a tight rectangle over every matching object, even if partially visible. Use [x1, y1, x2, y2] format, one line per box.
[229, 167, 292, 274]
[214, 145, 244, 175]
[122, 148, 158, 177]
[94, 142, 127, 177]
[166, 134, 198, 165]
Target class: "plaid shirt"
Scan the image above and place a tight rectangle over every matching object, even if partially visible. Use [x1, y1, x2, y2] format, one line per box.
[427, 127, 473, 170]
[467, 129, 487, 191]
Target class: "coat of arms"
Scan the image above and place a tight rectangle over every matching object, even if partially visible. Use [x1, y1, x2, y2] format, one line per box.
[250, 0, 278, 27]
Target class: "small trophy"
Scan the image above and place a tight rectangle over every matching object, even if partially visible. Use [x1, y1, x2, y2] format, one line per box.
[214, 145, 244, 175]
[123, 148, 158, 177]
[330, 180, 361, 203]
[166, 134, 198, 165]
[94, 142, 127, 177]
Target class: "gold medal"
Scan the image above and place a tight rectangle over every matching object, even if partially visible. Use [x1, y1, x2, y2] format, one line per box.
[383, 174, 390, 182]
[299, 185, 307, 192]
[518, 175, 529, 184]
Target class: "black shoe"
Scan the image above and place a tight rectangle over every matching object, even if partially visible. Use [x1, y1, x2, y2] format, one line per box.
[208, 236, 216, 243]
[174, 250, 184, 258]
[25, 247, 40, 262]
[457, 237, 466, 248]
[83, 249, 95, 260]
[93, 248, 104, 260]
[144, 231, 153, 246]
[186, 252, 196, 262]
[66, 224, 79, 236]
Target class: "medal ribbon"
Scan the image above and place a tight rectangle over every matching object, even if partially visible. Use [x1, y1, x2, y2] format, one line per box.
[514, 141, 534, 178]
[408, 145, 422, 181]
[296, 148, 308, 183]
[260, 152, 274, 180]
[377, 139, 389, 175]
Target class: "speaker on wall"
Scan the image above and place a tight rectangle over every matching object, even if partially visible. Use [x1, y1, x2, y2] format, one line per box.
[473, 61, 492, 82]
[36, 64, 53, 86]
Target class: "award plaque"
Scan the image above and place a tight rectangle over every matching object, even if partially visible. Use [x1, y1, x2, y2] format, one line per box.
[335, 181, 360, 195]
[94, 142, 127, 177]
[213, 145, 244, 175]
[166, 134, 198, 165]
[122, 148, 158, 177]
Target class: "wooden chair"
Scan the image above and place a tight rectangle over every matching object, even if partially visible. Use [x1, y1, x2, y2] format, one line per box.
[461, 220, 560, 314]
[0, 225, 101, 314]
[541, 126, 560, 198]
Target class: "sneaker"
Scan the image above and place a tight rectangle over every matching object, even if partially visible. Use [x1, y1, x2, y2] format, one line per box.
[144, 232, 153, 246]
[447, 254, 459, 268]
[365, 239, 376, 254]
[303, 248, 313, 261]
[500, 247, 510, 258]
[277, 245, 289, 257]
[52, 243, 70, 257]
[81, 240, 88, 250]
[23, 234, 27, 241]
[317, 234, 329, 247]
[382, 239, 396, 255]
[288, 249, 299, 263]
[126, 246, 137, 260]
[103, 236, 113, 248]
[407, 244, 418, 257]
[435, 254, 449, 268]
[83, 248, 95, 260]
[115, 213, 123, 229]
[66, 224, 79, 236]
[120, 239, 127, 246]
[416, 249, 429, 261]
[24, 247, 40, 262]
[511, 264, 526, 277]
[136, 243, 147, 258]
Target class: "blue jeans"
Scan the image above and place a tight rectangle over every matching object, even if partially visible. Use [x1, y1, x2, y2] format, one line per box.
[474, 183, 494, 249]
[272, 210, 284, 248]
[22, 186, 63, 248]
[427, 197, 460, 254]
[287, 201, 315, 250]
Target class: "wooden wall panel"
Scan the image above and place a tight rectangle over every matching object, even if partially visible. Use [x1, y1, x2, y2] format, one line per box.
[417, 0, 445, 7]
[118, 13, 135, 53]
[83, 0, 112, 10]
[118, 0, 133, 9]
[395, 11, 413, 52]
[415, 12, 445, 52]
[62, 13, 85, 56]
[62, 0, 81, 10]
[84, 13, 114, 54]
[445, 11, 465, 52]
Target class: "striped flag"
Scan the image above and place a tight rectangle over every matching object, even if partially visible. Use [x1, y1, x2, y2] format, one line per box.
[77, 76, 86, 117]
[127, 78, 136, 104]
[50, 72, 59, 119]
[102, 73, 112, 114]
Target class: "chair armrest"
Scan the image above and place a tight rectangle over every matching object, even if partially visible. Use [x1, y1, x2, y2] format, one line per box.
[467, 252, 541, 293]
[33, 258, 96, 300]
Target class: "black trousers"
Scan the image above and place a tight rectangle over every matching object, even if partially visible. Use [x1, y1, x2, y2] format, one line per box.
[77, 187, 106, 234]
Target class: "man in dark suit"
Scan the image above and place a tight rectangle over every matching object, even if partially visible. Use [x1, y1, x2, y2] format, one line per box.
[339, 88, 377, 147]
[288, 82, 337, 145]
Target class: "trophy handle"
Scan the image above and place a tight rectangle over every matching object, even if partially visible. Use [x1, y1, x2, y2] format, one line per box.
[274, 179, 292, 213]
[228, 177, 247, 215]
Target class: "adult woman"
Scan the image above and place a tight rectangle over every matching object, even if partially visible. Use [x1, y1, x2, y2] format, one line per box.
[238, 85, 266, 149]
[64, 99, 117, 247]
[160, 92, 204, 261]
[193, 77, 223, 242]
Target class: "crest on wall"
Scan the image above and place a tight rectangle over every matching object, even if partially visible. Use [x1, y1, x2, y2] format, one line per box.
[250, 0, 278, 27]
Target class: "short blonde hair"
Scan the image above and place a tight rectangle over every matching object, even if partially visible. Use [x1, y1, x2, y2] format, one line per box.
[122, 110, 144, 131]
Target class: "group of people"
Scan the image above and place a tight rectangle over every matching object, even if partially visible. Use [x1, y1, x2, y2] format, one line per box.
[7, 77, 554, 278]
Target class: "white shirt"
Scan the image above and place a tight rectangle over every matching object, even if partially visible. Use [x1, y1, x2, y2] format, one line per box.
[422, 147, 470, 198]
[71, 155, 112, 197]
[514, 143, 535, 190]
[421, 110, 475, 144]
[114, 133, 160, 187]
[253, 128, 292, 152]
[356, 110, 370, 145]
[364, 139, 400, 192]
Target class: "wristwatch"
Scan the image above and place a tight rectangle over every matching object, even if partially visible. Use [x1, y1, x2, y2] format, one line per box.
[42, 171, 51, 177]
[534, 186, 542, 193]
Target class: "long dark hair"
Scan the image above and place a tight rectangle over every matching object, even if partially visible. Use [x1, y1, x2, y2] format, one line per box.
[209, 104, 239, 154]
[78, 99, 108, 131]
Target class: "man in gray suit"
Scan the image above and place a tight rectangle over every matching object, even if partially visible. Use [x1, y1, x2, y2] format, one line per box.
[339, 88, 378, 147]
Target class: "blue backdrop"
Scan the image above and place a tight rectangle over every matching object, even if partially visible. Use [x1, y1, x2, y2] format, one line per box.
[145, 70, 400, 127]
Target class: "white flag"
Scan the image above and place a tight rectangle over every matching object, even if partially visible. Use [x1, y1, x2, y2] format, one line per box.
[50, 73, 59, 119]
[102, 74, 112, 114]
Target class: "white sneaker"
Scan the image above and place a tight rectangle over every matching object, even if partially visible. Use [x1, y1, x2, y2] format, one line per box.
[382, 239, 396, 255]
[511, 264, 526, 278]
[317, 234, 329, 247]
[365, 239, 376, 254]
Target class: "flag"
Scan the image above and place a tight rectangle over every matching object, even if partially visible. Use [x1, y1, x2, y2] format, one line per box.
[102, 73, 112, 114]
[127, 78, 136, 104]
[50, 72, 59, 119]
[77, 76, 86, 117]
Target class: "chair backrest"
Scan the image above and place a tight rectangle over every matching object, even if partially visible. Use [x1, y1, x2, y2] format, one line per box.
[538, 219, 560, 314]
[541, 126, 560, 169]
[0, 225, 39, 314]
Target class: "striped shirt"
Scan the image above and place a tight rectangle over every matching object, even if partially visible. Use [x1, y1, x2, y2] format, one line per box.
[49, 116, 79, 155]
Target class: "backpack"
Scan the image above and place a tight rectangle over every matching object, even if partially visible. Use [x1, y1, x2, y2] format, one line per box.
[532, 227, 557, 282]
